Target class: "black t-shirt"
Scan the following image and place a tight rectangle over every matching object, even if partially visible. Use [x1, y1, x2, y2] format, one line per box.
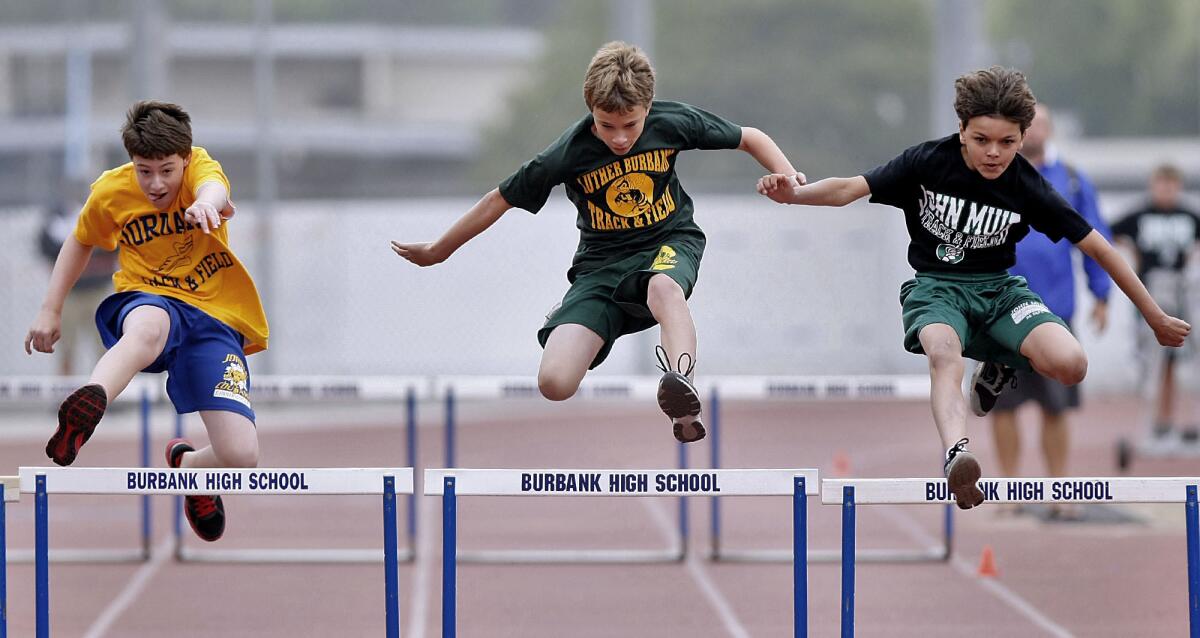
[1110, 204, 1200, 277]
[862, 135, 1093, 274]
[498, 100, 742, 274]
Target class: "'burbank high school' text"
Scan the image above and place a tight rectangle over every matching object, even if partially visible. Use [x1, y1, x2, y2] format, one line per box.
[521, 471, 721, 494]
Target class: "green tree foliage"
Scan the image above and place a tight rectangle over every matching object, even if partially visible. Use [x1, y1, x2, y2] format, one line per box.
[475, 0, 934, 192]
[989, 0, 1200, 136]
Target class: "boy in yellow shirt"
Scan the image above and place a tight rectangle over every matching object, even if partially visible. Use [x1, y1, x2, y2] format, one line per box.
[25, 101, 269, 541]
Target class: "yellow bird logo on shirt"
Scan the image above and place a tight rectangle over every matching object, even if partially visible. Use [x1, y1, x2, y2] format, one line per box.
[157, 236, 194, 272]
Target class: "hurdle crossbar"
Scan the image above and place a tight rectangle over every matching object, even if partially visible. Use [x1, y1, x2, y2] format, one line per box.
[172, 378, 422, 564]
[21, 466, 412, 638]
[428, 468, 817, 638]
[703, 383, 952, 564]
[436, 376, 690, 563]
[824, 477, 1200, 637]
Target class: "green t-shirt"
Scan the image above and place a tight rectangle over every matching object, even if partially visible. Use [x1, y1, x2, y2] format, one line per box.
[499, 100, 742, 272]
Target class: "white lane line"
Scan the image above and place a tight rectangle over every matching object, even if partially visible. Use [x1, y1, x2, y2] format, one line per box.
[407, 487, 436, 638]
[878, 506, 1074, 638]
[643, 499, 751, 638]
[82, 537, 174, 638]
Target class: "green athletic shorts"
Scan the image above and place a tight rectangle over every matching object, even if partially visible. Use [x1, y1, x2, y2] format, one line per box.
[537, 238, 703, 369]
[899, 271, 1068, 371]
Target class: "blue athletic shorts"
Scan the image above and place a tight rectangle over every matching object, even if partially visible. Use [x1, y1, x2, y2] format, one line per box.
[95, 291, 255, 422]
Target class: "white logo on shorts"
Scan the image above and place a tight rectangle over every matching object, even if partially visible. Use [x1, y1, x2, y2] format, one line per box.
[1010, 301, 1049, 324]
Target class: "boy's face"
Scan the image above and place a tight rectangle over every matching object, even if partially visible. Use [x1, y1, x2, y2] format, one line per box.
[958, 115, 1024, 180]
[132, 153, 190, 210]
[591, 104, 649, 156]
[1150, 174, 1182, 209]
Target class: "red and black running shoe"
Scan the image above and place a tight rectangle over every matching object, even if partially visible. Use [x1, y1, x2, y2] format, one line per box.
[166, 438, 226, 542]
[46, 384, 107, 466]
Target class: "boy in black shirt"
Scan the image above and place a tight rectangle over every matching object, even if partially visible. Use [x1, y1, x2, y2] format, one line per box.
[392, 42, 801, 442]
[758, 67, 1189, 508]
[1112, 164, 1200, 449]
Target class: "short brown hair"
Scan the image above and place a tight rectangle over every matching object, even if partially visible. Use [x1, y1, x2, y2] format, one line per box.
[953, 66, 1037, 133]
[1151, 163, 1183, 183]
[582, 41, 655, 113]
[121, 100, 192, 159]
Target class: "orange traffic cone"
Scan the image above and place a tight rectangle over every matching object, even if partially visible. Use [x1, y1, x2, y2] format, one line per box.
[977, 545, 999, 578]
[832, 451, 851, 478]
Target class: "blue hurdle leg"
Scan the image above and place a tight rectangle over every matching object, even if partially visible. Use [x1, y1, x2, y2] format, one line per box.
[1, 484, 7, 638]
[1186, 485, 1198, 637]
[794, 476, 807, 638]
[443, 476, 457, 638]
[678, 441, 688, 560]
[173, 413, 184, 560]
[35, 474, 49, 638]
[709, 390, 721, 559]
[383, 476, 400, 638]
[841, 485, 855, 638]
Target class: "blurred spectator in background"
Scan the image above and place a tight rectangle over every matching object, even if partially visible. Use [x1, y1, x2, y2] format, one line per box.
[990, 104, 1112, 517]
[1111, 164, 1200, 451]
[36, 179, 118, 376]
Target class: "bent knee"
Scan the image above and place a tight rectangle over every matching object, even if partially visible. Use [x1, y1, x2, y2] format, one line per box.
[219, 444, 259, 468]
[538, 375, 579, 402]
[123, 321, 168, 350]
[646, 274, 685, 307]
[1042, 349, 1088, 386]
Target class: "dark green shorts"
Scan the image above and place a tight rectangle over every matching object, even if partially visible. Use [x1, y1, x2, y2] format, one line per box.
[538, 238, 703, 369]
[899, 271, 1068, 371]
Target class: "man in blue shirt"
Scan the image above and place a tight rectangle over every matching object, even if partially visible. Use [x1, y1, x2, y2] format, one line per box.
[991, 104, 1112, 515]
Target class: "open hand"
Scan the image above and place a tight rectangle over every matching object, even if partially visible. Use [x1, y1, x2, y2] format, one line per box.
[391, 241, 446, 267]
[24, 309, 62, 355]
[1152, 314, 1191, 347]
[185, 201, 222, 234]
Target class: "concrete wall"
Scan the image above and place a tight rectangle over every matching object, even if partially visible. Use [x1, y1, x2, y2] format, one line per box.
[3, 192, 1196, 394]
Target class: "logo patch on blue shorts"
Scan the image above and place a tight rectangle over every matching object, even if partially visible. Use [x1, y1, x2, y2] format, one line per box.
[213, 354, 251, 408]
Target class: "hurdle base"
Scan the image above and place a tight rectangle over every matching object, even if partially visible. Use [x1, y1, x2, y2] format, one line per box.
[174, 545, 415, 564]
[710, 546, 948, 563]
[456, 546, 685, 564]
[7, 547, 150, 564]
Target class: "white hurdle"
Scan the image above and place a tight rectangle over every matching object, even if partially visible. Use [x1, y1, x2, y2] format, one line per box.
[434, 376, 692, 564]
[20, 466, 413, 638]
[426, 468, 819, 637]
[170, 375, 425, 564]
[823, 477, 1200, 637]
[703, 375, 953, 564]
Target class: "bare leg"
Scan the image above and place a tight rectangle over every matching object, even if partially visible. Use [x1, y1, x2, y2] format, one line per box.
[538, 324, 604, 401]
[918, 324, 968, 448]
[179, 410, 260, 468]
[991, 409, 1021, 476]
[645, 274, 697, 376]
[1020, 322, 1088, 387]
[1158, 358, 1176, 426]
[1040, 410, 1069, 477]
[89, 305, 170, 400]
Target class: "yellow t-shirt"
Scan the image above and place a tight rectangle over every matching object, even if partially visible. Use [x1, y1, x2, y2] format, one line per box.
[73, 146, 269, 354]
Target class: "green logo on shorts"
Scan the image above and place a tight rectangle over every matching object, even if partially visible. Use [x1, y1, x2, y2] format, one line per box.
[936, 243, 965, 264]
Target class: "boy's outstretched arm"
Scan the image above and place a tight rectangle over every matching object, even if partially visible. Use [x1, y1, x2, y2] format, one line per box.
[25, 236, 94, 355]
[391, 188, 513, 267]
[738, 127, 805, 183]
[187, 181, 231, 234]
[1076, 230, 1190, 346]
[757, 174, 870, 207]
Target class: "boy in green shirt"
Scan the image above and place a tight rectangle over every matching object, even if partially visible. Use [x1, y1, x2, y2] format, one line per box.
[392, 41, 801, 442]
